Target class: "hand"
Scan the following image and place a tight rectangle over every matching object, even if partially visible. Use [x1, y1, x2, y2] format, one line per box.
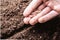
[48, 0, 60, 13]
[23, 0, 60, 25]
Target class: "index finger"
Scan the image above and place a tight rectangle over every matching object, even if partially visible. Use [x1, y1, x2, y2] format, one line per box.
[23, 0, 42, 17]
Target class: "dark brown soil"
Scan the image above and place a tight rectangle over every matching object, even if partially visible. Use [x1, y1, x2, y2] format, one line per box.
[0, 0, 60, 40]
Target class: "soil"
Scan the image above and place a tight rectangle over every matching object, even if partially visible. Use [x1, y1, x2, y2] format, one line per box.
[0, 0, 60, 40]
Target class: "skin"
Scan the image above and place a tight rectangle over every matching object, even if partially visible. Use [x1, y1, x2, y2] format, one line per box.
[23, 0, 60, 25]
[48, 0, 60, 12]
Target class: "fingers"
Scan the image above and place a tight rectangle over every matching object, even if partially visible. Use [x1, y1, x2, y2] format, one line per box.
[23, 1, 49, 25]
[38, 10, 59, 23]
[48, 1, 53, 9]
[23, 0, 42, 17]
[54, 5, 60, 13]
[37, 1, 49, 10]
[43, 0, 48, 3]
[23, 11, 38, 24]
[23, 17, 31, 24]
[29, 7, 51, 25]
[48, 1, 60, 13]
[37, 3, 46, 11]
[23, 14, 35, 24]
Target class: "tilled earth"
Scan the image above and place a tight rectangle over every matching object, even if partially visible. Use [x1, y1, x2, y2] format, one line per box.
[0, 0, 60, 40]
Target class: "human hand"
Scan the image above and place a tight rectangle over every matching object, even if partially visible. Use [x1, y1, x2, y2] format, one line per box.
[48, 0, 60, 13]
[23, 0, 60, 25]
